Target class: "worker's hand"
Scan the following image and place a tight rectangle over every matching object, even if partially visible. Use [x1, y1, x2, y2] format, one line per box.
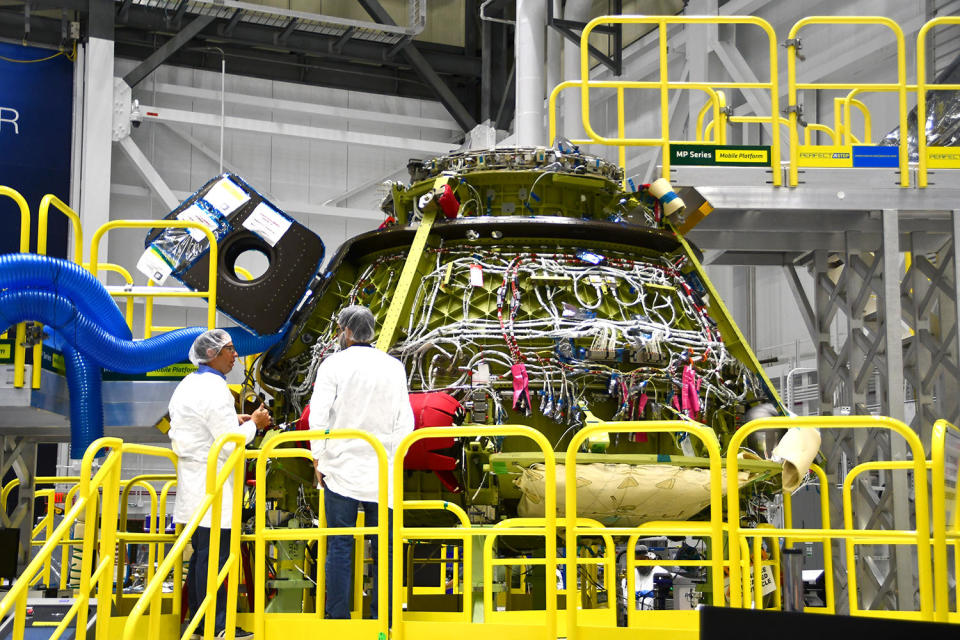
[314, 460, 325, 488]
[251, 403, 271, 429]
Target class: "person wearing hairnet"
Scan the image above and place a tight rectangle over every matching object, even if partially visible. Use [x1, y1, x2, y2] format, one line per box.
[308, 305, 414, 623]
[168, 329, 270, 640]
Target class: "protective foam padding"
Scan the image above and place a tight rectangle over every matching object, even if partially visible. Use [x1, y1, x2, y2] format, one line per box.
[516, 462, 750, 527]
[147, 174, 325, 335]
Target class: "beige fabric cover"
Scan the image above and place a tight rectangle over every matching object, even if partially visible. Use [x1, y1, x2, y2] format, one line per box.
[771, 427, 821, 491]
[515, 462, 749, 527]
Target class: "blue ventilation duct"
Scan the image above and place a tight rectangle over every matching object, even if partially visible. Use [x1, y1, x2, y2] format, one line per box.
[0, 254, 285, 456]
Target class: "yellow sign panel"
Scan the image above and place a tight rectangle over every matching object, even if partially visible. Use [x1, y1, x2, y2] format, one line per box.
[145, 363, 197, 378]
[0, 344, 10, 360]
[716, 148, 768, 164]
[927, 147, 960, 169]
[797, 145, 853, 168]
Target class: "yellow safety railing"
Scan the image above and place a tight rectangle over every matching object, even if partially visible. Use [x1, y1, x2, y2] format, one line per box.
[144, 266, 250, 339]
[400, 499, 471, 618]
[0, 439, 178, 640]
[31, 194, 84, 389]
[250, 429, 388, 639]
[548, 80, 728, 187]
[727, 416, 933, 619]
[79, 262, 137, 331]
[786, 17, 909, 187]
[917, 16, 960, 187]
[804, 123, 840, 146]
[123, 433, 246, 640]
[624, 521, 736, 628]
[696, 90, 727, 144]
[90, 220, 219, 330]
[394, 425, 556, 640]
[2, 186, 32, 388]
[931, 419, 960, 622]
[834, 93, 873, 145]
[116, 474, 178, 602]
[841, 460, 930, 617]
[782, 463, 835, 613]
[565, 417, 724, 639]
[0, 476, 82, 589]
[578, 16, 782, 186]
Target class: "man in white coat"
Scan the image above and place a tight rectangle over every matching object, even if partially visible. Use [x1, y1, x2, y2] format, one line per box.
[309, 305, 414, 623]
[169, 329, 270, 640]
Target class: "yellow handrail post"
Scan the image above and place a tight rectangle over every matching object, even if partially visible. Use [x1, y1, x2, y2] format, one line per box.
[1, 186, 32, 388]
[89, 220, 220, 330]
[787, 17, 909, 187]
[34, 195, 85, 389]
[566, 417, 723, 637]
[931, 419, 960, 621]
[393, 425, 555, 640]
[842, 460, 923, 615]
[122, 436, 238, 640]
[577, 16, 781, 186]
[252, 430, 390, 640]
[727, 416, 932, 618]
[917, 17, 960, 188]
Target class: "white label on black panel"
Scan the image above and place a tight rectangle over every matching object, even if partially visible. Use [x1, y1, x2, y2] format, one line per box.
[136, 245, 173, 285]
[242, 203, 292, 247]
[176, 203, 219, 241]
[203, 178, 250, 215]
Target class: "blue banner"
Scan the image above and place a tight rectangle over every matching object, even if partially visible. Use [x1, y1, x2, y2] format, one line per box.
[0, 43, 73, 257]
[852, 145, 899, 168]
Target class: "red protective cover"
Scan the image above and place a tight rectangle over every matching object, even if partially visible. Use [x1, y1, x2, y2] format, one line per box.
[404, 392, 463, 492]
[436, 184, 460, 219]
[298, 393, 464, 492]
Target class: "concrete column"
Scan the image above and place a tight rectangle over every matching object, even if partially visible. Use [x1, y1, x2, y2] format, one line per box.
[561, 2, 593, 141]
[77, 37, 115, 266]
[515, 0, 546, 146]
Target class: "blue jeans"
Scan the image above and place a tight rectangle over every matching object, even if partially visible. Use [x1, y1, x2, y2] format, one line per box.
[324, 487, 393, 623]
[186, 527, 229, 633]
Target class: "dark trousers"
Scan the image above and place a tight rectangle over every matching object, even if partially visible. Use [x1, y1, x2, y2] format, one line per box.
[324, 487, 394, 623]
[186, 526, 230, 634]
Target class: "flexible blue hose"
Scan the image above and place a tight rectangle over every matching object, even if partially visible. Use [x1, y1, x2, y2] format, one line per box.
[0, 254, 283, 456]
[0, 290, 281, 373]
[0, 254, 132, 340]
[62, 344, 103, 459]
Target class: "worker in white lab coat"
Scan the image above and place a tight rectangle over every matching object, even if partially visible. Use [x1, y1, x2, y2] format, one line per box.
[309, 305, 414, 623]
[169, 329, 270, 640]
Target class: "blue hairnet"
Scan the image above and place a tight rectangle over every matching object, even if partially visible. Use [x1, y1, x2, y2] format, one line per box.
[338, 305, 376, 343]
[189, 329, 232, 365]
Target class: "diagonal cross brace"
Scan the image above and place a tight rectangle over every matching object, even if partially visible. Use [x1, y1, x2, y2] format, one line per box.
[357, 0, 474, 133]
[124, 13, 216, 88]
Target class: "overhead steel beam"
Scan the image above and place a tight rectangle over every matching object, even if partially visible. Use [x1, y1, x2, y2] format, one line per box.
[358, 0, 474, 132]
[114, 5, 481, 76]
[275, 17, 297, 45]
[138, 103, 455, 154]
[146, 82, 459, 132]
[158, 122, 242, 176]
[123, 13, 215, 88]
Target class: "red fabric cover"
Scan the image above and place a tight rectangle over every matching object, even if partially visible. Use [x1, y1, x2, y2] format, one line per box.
[298, 393, 463, 492]
[405, 392, 463, 492]
[296, 405, 311, 431]
[436, 184, 460, 218]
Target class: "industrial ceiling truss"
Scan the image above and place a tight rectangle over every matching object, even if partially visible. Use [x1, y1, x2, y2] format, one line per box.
[0, 0, 488, 128]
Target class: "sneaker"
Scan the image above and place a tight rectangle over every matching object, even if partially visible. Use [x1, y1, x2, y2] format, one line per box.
[215, 629, 254, 639]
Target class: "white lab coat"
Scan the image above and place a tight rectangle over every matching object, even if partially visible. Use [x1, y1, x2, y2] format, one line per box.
[308, 345, 414, 504]
[168, 369, 256, 529]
